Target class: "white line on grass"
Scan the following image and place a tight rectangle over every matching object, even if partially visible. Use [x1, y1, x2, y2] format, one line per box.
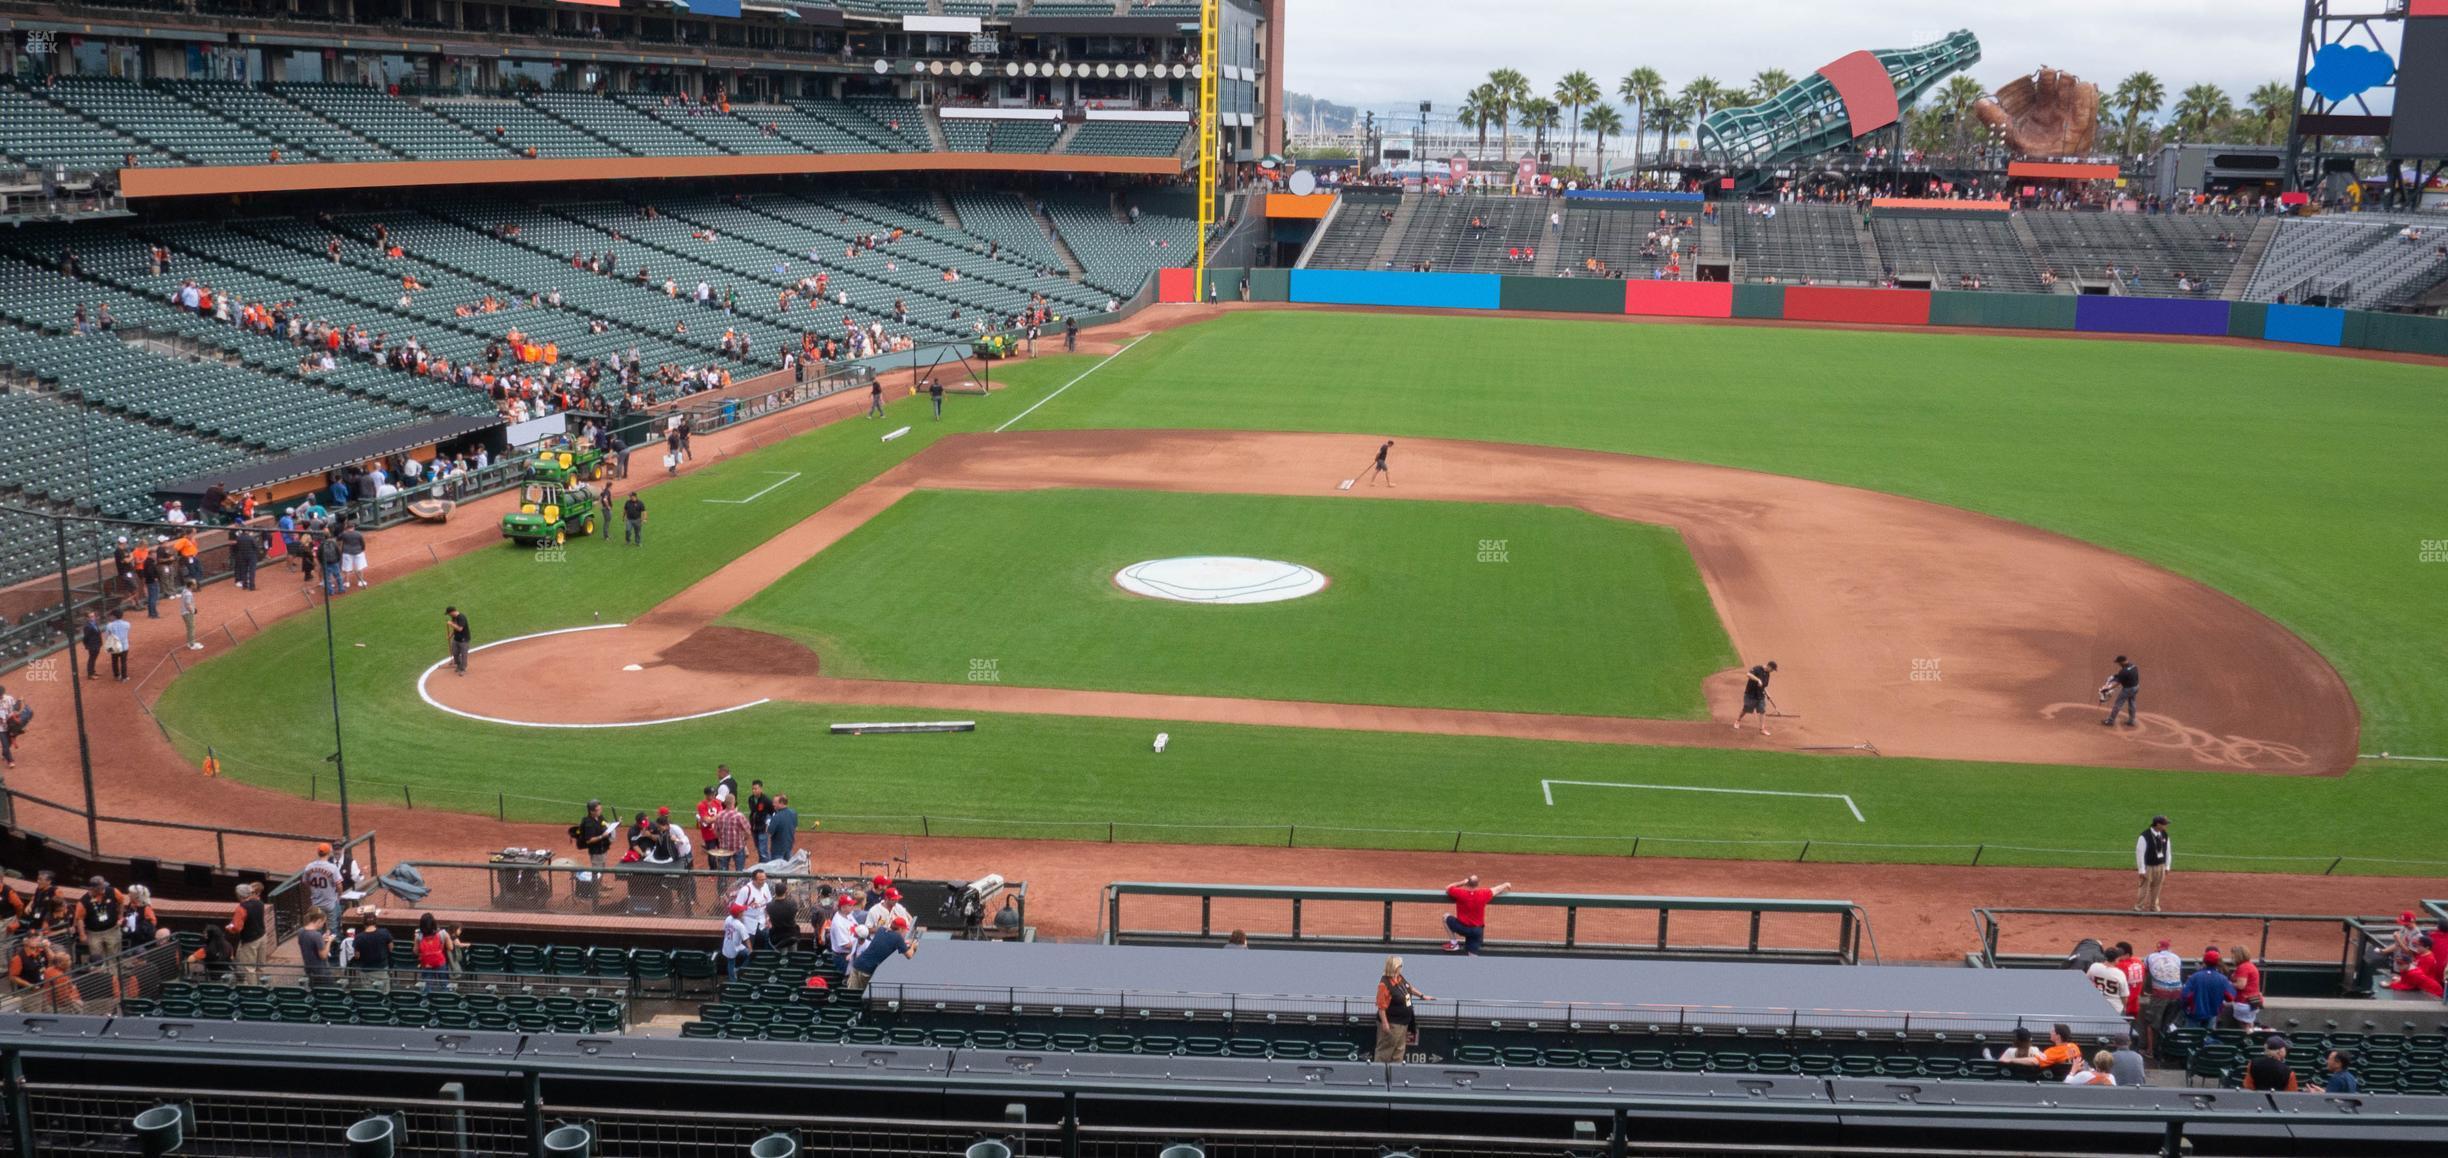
[701, 470, 802, 505]
[2360, 753, 2448, 763]
[1541, 778, 1865, 823]
[994, 334, 1147, 433]
[414, 623, 770, 729]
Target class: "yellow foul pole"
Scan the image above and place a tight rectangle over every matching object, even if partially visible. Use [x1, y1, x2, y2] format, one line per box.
[1194, 0, 1219, 299]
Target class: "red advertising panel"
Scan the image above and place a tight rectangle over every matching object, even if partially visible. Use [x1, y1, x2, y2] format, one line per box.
[1782, 286, 1930, 326]
[1156, 267, 1197, 303]
[1622, 281, 1734, 319]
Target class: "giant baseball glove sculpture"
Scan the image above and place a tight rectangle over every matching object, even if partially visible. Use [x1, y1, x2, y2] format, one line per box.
[1974, 68, 2103, 157]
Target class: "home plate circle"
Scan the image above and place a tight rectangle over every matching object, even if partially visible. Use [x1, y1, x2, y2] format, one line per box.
[1114, 556, 1327, 604]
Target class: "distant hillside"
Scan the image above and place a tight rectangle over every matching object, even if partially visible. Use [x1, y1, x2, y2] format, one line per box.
[1284, 90, 1364, 137]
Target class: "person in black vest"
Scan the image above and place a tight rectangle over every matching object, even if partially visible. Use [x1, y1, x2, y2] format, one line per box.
[229, 527, 260, 591]
[225, 882, 271, 985]
[8, 870, 61, 938]
[1374, 956, 1432, 1062]
[2100, 655, 2140, 726]
[73, 876, 126, 962]
[571, 799, 614, 871]
[79, 611, 103, 679]
[2134, 814, 2172, 913]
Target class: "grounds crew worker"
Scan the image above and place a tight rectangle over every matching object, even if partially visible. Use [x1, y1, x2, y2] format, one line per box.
[2135, 814, 2171, 913]
[623, 493, 647, 546]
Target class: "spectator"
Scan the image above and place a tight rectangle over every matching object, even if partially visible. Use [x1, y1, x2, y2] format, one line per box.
[2108, 1033, 2147, 1087]
[120, 885, 158, 948]
[720, 903, 754, 979]
[866, 887, 910, 936]
[188, 925, 234, 981]
[316, 532, 344, 596]
[79, 610, 103, 679]
[2065, 1050, 2116, 1086]
[846, 916, 916, 992]
[2113, 940, 2148, 1028]
[0, 685, 19, 770]
[2242, 1036, 2298, 1091]
[2388, 934, 2443, 997]
[348, 910, 394, 980]
[1990, 1026, 2043, 1073]
[225, 882, 271, 984]
[695, 786, 722, 857]
[764, 881, 799, 954]
[2085, 944, 2131, 1015]
[731, 869, 772, 934]
[2388, 911, 2425, 974]
[1225, 930, 1249, 949]
[2002, 1023, 2083, 1078]
[7, 870, 61, 939]
[413, 913, 453, 991]
[2317, 1049, 2361, 1094]
[337, 519, 370, 588]
[766, 794, 800, 862]
[2227, 945, 2263, 1022]
[1441, 874, 1510, 956]
[101, 608, 132, 679]
[1375, 956, 1431, 1063]
[824, 894, 864, 965]
[7, 935, 51, 995]
[73, 875, 126, 963]
[297, 909, 336, 987]
[714, 798, 753, 874]
[39, 948, 78, 1014]
[2142, 939, 2184, 1046]
[2181, 950, 2238, 1027]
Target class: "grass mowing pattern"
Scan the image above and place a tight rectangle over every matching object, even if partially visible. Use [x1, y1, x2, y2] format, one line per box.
[723, 488, 1733, 718]
[148, 316, 2448, 873]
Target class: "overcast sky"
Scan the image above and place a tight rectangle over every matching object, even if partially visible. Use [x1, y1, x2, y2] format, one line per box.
[1285, 1, 2316, 115]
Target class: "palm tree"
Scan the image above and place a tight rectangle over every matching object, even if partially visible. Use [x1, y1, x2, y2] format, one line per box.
[1486, 67, 1530, 160]
[2247, 80, 2296, 144]
[1521, 97, 1561, 161]
[1938, 74, 1987, 157]
[1459, 85, 1495, 155]
[1581, 103, 1623, 180]
[1618, 66, 1665, 174]
[1651, 98, 1692, 162]
[2113, 71, 2165, 157]
[2173, 82, 2232, 138]
[1680, 76, 1726, 127]
[1555, 70, 1602, 173]
[1749, 68, 1796, 104]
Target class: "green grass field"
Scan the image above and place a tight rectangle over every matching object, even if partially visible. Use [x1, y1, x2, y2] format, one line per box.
[722, 488, 1732, 717]
[150, 311, 2448, 874]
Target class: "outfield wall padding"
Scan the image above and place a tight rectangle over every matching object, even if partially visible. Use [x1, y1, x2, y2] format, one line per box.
[1288, 269, 1502, 310]
[1623, 281, 1735, 319]
[1157, 267, 1196, 303]
[1783, 286, 1931, 326]
[1246, 268, 1291, 302]
[2074, 296, 2231, 336]
[2226, 301, 2269, 340]
[1499, 275, 1627, 315]
[1732, 284, 1786, 320]
[2263, 303, 2346, 348]
[1927, 291, 2076, 331]
[2355, 312, 2448, 357]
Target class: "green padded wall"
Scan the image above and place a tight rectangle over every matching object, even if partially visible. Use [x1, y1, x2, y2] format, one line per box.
[2226, 301, 2268, 339]
[1928, 292, 2077, 331]
[1498, 276, 1625, 314]
[1732, 284, 1786, 319]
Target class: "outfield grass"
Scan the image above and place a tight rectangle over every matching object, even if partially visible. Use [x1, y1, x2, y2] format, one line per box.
[149, 313, 2448, 873]
[722, 488, 1732, 717]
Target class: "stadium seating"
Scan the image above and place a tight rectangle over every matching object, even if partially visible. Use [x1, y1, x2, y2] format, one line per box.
[1384, 193, 1550, 274]
[2023, 212, 2246, 298]
[842, 96, 933, 151]
[423, 97, 624, 159]
[1303, 195, 1400, 269]
[1046, 191, 1197, 296]
[0, 82, 174, 170]
[939, 117, 1062, 153]
[274, 84, 511, 161]
[159, 81, 397, 164]
[1870, 214, 2044, 291]
[34, 77, 302, 167]
[1721, 203, 1878, 284]
[1063, 120, 1188, 156]
[527, 92, 724, 157]
[1553, 202, 1695, 279]
[782, 99, 917, 151]
[735, 103, 891, 154]
[2244, 214, 2448, 309]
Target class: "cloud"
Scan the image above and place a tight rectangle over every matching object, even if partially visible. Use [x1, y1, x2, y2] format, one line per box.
[2305, 43, 2395, 103]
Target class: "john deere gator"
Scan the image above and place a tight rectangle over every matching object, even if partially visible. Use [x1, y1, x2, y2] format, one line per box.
[524, 441, 607, 485]
[500, 481, 599, 547]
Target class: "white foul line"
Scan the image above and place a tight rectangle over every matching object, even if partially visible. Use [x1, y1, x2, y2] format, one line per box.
[415, 623, 770, 729]
[994, 334, 1147, 434]
[2360, 753, 2448, 763]
[702, 470, 803, 505]
[1541, 779, 1865, 823]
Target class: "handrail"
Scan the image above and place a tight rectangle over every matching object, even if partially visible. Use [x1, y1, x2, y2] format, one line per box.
[1969, 905, 2390, 993]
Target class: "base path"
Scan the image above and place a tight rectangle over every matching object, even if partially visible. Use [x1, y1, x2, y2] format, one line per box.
[427, 430, 2356, 775]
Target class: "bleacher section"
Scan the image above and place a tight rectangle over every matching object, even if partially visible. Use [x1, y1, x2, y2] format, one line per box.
[1554, 202, 1697, 279]
[950, 193, 1069, 273]
[526, 92, 722, 157]
[1383, 193, 1550, 274]
[1047, 191, 1195, 296]
[1722, 203, 1877, 284]
[0, 82, 174, 170]
[2244, 214, 2448, 309]
[2024, 212, 2247, 297]
[160, 80, 396, 163]
[1302, 191, 1400, 269]
[274, 84, 512, 161]
[939, 117, 1062, 153]
[1064, 120, 1189, 156]
[1870, 214, 2044, 291]
[423, 97, 623, 158]
[844, 96, 932, 151]
[35, 77, 304, 167]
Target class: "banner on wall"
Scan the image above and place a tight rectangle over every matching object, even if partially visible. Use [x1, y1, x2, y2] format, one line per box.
[1448, 155, 1469, 185]
[692, 0, 742, 16]
[1516, 155, 1537, 190]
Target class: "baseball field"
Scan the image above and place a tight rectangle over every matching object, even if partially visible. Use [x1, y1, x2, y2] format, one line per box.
[149, 308, 2448, 873]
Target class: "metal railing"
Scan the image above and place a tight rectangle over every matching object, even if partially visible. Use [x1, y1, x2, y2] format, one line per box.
[1970, 906, 2385, 997]
[0, 783, 351, 877]
[0, 936, 182, 1018]
[381, 859, 1022, 934]
[1102, 883, 1873, 964]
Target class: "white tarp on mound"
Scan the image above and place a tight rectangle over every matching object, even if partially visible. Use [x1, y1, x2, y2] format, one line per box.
[1114, 556, 1326, 605]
